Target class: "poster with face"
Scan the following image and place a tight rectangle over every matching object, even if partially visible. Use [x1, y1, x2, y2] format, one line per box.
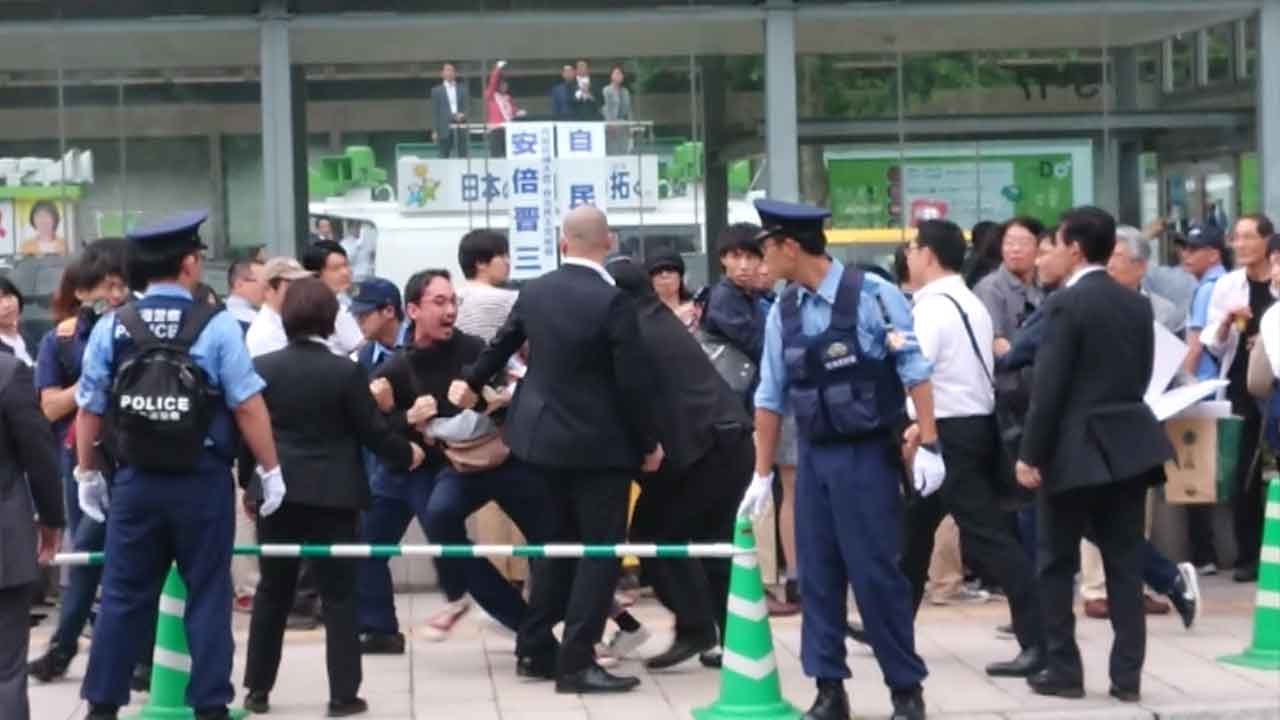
[0, 200, 15, 255]
[15, 198, 71, 257]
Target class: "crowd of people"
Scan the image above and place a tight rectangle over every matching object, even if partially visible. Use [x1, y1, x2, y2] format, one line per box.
[1, 197, 1276, 720]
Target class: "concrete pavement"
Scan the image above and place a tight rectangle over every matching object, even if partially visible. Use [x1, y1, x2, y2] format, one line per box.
[26, 575, 1279, 719]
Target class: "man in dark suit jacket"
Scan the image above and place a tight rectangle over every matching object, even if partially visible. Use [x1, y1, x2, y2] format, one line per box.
[1015, 207, 1174, 703]
[431, 62, 468, 159]
[452, 205, 663, 694]
[0, 353, 63, 720]
[550, 64, 575, 119]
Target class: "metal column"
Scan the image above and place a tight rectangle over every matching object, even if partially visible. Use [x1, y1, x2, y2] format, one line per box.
[764, 2, 799, 202]
[1259, 1, 1280, 220]
[260, 1, 296, 259]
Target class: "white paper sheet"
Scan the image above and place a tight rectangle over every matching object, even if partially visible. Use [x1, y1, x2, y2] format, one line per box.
[1145, 321, 1187, 402]
[1146, 381, 1231, 422]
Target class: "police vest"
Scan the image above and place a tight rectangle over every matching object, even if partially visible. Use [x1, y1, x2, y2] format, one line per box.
[106, 295, 238, 468]
[780, 267, 905, 444]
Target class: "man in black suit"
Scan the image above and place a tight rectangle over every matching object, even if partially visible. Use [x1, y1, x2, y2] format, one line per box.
[451, 205, 663, 694]
[1015, 207, 1174, 703]
[0, 353, 63, 720]
[430, 62, 468, 159]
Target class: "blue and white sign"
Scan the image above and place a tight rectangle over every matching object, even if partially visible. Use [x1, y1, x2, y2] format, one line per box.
[555, 123, 606, 160]
[506, 123, 557, 280]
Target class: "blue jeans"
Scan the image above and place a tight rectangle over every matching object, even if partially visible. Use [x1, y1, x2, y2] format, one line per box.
[423, 460, 556, 635]
[356, 467, 466, 636]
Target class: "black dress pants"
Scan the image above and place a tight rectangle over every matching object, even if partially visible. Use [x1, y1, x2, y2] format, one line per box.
[1038, 477, 1148, 690]
[520, 467, 631, 674]
[244, 503, 361, 702]
[901, 415, 1044, 651]
[1228, 388, 1266, 569]
[631, 426, 753, 643]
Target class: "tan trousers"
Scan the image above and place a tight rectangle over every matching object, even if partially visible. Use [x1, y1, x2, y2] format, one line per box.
[468, 503, 528, 581]
[925, 515, 965, 602]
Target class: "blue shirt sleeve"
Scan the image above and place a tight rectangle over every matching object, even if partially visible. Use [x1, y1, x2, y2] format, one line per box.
[33, 330, 67, 392]
[753, 302, 787, 414]
[864, 276, 932, 388]
[75, 313, 117, 415]
[204, 311, 266, 409]
[1187, 283, 1213, 331]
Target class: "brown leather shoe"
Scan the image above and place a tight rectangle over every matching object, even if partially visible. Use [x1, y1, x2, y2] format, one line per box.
[1143, 593, 1170, 615]
[765, 592, 800, 617]
[1083, 599, 1109, 619]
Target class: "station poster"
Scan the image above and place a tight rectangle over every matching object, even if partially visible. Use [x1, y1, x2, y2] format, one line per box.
[825, 139, 1093, 230]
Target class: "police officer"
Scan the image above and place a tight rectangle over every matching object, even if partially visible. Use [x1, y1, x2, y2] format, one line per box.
[739, 199, 945, 720]
[72, 211, 284, 720]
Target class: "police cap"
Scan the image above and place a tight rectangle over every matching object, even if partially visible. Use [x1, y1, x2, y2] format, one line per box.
[349, 277, 403, 316]
[753, 198, 830, 253]
[127, 209, 208, 261]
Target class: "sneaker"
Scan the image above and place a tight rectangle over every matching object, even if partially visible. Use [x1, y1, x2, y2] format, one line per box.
[928, 587, 992, 606]
[28, 646, 74, 683]
[603, 625, 651, 660]
[995, 623, 1016, 639]
[1196, 562, 1219, 577]
[594, 644, 620, 668]
[417, 597, 471, 641]
[699, 648, 723, 669]
[1169, 562, 1201, 630]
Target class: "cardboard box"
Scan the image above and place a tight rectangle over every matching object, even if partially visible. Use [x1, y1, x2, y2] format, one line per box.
[1163, 412, 1243, 504]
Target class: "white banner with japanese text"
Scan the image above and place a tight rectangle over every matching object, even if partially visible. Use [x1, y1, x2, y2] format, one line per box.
[505, 123, 557, 280]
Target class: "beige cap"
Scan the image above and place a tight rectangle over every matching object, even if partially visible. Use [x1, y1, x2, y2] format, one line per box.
[262, 257, 312, 282]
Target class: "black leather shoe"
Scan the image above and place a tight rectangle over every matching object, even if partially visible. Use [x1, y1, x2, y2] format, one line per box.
[358, 631, 405, 655]
[87, 705, 119, 720]
[985, 646, 1046, 677]
[555, 665, 641, 694]
[846, 622, 869, 646]
[699, 649, 723, 669]
[1109, 686, 1141, 703]
[803, 679, 850, 720]
[890, 687, 925, 720]
[244, 690, 270, 713]
[645, 633, 716, 670]
[28, 646, 74, 683]
[1026, 669, 1084, 699]
[516, 654, 557, 681]
[327, 697, 368, 717]
[131, 664, 152, 692]
[1233, 564, 1259, 583]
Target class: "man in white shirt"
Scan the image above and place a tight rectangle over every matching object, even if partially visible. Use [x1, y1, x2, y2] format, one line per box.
[225, 257, 266, 333]
[340, 220, 377, 283]
[431, 62, 468, 159]
[301, 240, 366, 357]
[901, 219, 1046, 678]
[246, 257, 311, 359]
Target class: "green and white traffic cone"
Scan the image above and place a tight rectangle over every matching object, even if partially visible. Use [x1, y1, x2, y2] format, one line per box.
[693, 517, 801, 720]
[1220, 474, 1280, 670]
[127, 564, 246, 719]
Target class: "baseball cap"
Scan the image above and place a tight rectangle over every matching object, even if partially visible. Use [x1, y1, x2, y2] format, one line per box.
[261, 257, 312, 283]
[1179, 223, 1225, 251]
[349, 277, 402, 316]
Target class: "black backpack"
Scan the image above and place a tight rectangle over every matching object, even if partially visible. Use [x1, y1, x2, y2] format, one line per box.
[107, 302, 222, 473]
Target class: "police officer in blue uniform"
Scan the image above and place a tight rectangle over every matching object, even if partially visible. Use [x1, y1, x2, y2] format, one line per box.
[72, 211, 285, 720]
[739, 199, 946, 720]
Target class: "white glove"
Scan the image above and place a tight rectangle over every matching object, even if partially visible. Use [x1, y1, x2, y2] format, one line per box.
[73, 467, 109, 523]
[912, 445, 946, 498]
[737, 472, 774, 518]
[257, 465, 286, 517]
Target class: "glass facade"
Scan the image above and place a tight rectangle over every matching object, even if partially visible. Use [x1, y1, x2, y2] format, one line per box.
[0, 2, 1267, 286]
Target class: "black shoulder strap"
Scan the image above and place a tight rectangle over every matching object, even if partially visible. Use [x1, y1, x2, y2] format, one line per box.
[115, 304, 158, 351]
[0, 353, 16, 392]
[938, 293, 995, 388]
[830, 267, 865, 331]
[779, 283, 801, 340]
[176, 302, 219, 350]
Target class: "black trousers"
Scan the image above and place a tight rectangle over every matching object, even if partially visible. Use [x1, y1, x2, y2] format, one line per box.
[0, 584, 31, 720]
[244, 503, 361, 702]
[1038, 477, 1148, 690]
[438, 127, 469, 159]
[520, 467, 631, 674]
[901, 415, 1044, 651]
[631, 426, 753, 643]
[1228, 388, 1266, 569]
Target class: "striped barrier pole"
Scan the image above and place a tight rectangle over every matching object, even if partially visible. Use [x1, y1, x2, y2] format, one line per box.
[54, 542, 746, 565]
[1219, 474, 1280, 670]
